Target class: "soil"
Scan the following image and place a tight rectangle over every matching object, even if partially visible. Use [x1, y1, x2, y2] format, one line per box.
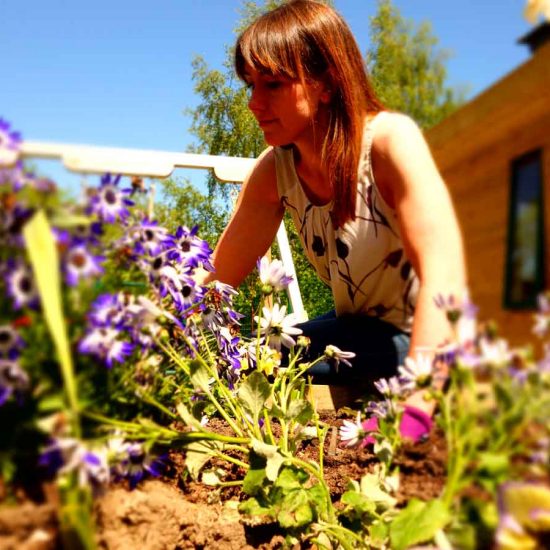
[0, 411, 448, 550]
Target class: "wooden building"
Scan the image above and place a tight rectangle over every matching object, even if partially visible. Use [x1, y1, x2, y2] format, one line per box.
[425, 22, 550, 346]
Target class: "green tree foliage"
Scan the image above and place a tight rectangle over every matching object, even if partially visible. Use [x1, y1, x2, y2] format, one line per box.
[366, 0, 465, 128]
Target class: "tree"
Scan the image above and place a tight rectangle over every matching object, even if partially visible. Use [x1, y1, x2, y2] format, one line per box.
[366, 0, 465, 129]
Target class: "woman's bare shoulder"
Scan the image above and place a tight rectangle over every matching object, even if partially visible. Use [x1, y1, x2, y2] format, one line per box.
[372, 112, 424, 154]
[244, 146, 280, 203]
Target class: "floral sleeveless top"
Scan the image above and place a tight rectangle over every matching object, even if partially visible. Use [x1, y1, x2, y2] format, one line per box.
[273, 112, 419, 333]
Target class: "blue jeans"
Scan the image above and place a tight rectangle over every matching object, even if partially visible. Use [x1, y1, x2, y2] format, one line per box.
[295, 310, 410, 389]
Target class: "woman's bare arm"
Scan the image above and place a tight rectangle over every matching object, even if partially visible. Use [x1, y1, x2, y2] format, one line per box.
[372, 112, 467, 357]
[201, 147, 285, 287]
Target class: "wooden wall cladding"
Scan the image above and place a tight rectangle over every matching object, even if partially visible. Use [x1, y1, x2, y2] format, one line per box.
[425, 41, 550, 345]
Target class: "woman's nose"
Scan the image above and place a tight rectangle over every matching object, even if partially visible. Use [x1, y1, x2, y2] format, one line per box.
[248, 88, 265, 114]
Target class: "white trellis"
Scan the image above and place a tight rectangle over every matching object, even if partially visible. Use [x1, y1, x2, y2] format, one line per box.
[11, 141, 308, 322]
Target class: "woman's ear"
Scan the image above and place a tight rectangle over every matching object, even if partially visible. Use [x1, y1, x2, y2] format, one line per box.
[320, 87, 332, 104]
[319, 80, 332, 104]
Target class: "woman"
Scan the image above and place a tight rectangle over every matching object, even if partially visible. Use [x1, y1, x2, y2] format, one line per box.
[202, 0, 466, 397]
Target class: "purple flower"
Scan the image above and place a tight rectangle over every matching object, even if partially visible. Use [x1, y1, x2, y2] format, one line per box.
[0, 119, 22, 164]
[127, 217, 169, 257]
[374, 376, 405, 398]
[0, 358, 30, 406]
[0, 160, 36, 191]
[115, 441, 165, 489]
[87, 293, 127, 327]
[0, 324, 24, 359]
[366, 398, 399, 422]
[434, 290, 478, 325]
[164, 225, 213, 271]
[63, 244, 105, 286]
[39, 438, 109, 488]
[78, 327, 134, 368]
[257, 256, 293, 294]
[5, 260, 40, 310]
[324, 344, 355, 372]
[86, 173, 134, 223]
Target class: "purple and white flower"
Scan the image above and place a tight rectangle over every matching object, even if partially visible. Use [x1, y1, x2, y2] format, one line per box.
[366, 398, 399, 421]
[0, 325, 24, 359]
[257, 256, 293, 294]
[40, 437, 109, 488]
[0, 119, 22, 164]
[0, 358, 30, 406]
[324, 344, 356, 372]
[63, 244, 105, 286]
[78, 327, 134, 368]
[116, 441, 165, 489]
[127, 217, 169, 257]
[86, 173, 133, 224]
[339, 412, 366, 448]
[5, 261, 39, 310]
[255, 303, 303, 351]
[164, 225, 213, 271]
[374, 376, 404, 398]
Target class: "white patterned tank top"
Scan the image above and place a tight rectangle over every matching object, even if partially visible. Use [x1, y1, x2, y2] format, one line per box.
[273, 112, 419, 333]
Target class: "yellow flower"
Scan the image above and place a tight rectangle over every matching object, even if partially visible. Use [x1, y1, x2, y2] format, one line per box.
[524, 0, 550, 23]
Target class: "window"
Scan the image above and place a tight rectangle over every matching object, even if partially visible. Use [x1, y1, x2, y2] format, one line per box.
[504, 149, 545, 308]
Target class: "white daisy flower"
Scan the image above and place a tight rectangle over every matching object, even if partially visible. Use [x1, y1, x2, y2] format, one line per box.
[398, 353, 434, 391]
[339, 412, 365, 448]
[255, 303, 302, 351]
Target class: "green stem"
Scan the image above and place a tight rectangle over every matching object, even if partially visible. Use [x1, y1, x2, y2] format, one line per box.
[214, 452, 249, 470]
[317, 522, 365, 549]
[217, 480, 244, 488]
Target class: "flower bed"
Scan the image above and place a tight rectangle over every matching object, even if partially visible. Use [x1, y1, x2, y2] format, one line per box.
[1, 119, 549, 549]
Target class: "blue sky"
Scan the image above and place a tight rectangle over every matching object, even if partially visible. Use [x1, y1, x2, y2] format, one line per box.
[1, 0, 536, 191]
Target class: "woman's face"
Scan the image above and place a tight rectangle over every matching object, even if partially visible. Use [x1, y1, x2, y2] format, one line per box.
[244, 64, 328, 147]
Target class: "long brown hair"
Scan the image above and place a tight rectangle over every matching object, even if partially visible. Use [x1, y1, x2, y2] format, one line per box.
[235, 0, 384, 227]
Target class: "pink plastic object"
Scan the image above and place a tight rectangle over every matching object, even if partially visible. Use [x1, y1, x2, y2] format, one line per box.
[361, 405, 433, 446]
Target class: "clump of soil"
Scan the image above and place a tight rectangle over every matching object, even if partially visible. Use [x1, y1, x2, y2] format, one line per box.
[0, 411, 447, 549]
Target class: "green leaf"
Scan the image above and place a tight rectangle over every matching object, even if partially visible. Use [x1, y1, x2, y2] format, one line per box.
[278, 489, 313, 529]
[185, 440, 222, 481]
[287, 399, 313, 424]
[251, 439, 285, 482]
[189, 360, 211, 391]
[242, 452, 267, 496]
[341, 491, 376, 515]
[370, 520, 389, 547]
[390, 499, 451, 550]
[176, 402, 205, 431]
[275, 465, 309, 491]
[360, 473, 397, 509]
[238, 371, 271, 420]
[239, 496, 275, 518]
[23, 210, 79, 431]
